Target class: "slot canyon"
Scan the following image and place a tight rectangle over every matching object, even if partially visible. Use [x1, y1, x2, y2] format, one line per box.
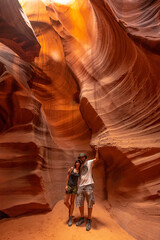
[0, 0, 160, 240]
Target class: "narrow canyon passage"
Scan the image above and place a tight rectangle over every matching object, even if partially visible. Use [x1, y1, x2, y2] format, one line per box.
[0, 0, 160, 240]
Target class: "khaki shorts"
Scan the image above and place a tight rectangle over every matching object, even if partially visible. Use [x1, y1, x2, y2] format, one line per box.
[76, 184, 95, 208]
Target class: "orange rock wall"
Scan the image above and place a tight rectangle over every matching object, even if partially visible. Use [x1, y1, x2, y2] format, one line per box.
[0, 0, 160, 239]
[0, 0, 92, 216]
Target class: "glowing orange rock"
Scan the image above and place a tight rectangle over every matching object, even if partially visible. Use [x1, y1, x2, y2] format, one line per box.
[0, 1, 160, 240]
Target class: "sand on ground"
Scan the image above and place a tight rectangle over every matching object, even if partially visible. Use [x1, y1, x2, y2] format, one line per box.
[0, 199, 136, 240]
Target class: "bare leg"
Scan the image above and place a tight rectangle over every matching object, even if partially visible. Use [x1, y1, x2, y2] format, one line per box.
[69, 195, 76, 216]
[79, 206, 84, 217]
[64, 194, 71, 209]
[88, 207, 92, 219]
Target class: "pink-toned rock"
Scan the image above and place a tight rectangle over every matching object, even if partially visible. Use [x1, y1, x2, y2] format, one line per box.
[0, 0, 160, 240]
[45, 1, 160, 239]
[0, 0, 92, 217]
[0, 0, 40, 61]
[0, 71, 68, 216]
[106, 0, 160, 53]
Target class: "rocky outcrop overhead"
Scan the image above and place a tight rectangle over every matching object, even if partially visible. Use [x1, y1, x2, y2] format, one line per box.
[0, 0, 40, 61]
[0, 0, 160, 240]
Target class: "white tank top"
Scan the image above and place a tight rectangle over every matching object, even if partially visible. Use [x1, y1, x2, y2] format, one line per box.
[79, 159, 95, 186]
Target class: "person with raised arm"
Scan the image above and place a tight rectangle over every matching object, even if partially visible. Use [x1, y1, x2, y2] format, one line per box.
[76, 146, 99, 231]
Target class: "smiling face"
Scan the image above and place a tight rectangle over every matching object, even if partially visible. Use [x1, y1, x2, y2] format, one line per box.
[75, 161, 80, 169]
[79, 156, 86, 164]
[74, 160, 81, 171]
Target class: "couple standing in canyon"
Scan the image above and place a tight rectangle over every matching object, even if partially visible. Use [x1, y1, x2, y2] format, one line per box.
[64, 146, 99, 231]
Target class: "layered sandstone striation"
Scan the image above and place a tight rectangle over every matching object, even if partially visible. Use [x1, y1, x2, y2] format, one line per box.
[0, 0, 92, 217]
[0, 0, 160, 240]
[0, 0, 40, 61]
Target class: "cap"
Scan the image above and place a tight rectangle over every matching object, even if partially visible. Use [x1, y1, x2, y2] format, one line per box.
[78, 153, 87, 159]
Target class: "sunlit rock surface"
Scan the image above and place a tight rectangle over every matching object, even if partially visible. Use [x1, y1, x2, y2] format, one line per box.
[0, 0, 160, 239]
[106, 0, 160, 53]
[0, 0, 92, 216]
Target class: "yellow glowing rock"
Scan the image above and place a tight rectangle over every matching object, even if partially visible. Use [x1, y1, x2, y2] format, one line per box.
[40, 0, 75, 6]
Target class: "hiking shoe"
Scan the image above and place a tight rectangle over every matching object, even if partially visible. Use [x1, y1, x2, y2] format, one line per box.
[68, 216, 72, 227]
[86, 219, 91, 231]
[76, 217, 85, 226]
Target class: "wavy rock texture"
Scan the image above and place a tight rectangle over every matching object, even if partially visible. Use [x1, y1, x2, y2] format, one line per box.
[0, 43, 70, 216]
[20, 0, 91, 150]
[0, 71, 54, 216]
[0, 0, 92, 217]
[0, 0, 40, 61]
[0, 0, 160, 240]
[43, 0, 160, 239]
[105, 0, 160, 53]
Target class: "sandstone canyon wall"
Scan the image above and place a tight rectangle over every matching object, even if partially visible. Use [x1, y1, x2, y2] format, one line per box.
[0, 0, 160, 240]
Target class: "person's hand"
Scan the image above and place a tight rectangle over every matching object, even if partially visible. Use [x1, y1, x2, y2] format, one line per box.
[65, 186, 68, 191]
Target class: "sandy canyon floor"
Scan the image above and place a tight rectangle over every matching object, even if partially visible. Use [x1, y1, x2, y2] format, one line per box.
[0, 199, 136, 240]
